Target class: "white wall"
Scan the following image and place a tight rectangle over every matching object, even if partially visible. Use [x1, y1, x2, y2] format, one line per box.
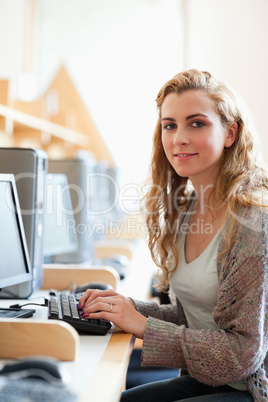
[185, 0, 268, 161]
[36, 0, 185, 186]
[0, 0, 26, 98]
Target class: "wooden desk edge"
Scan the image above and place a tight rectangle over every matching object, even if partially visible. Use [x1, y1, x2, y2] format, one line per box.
[80, 331, 134, 402]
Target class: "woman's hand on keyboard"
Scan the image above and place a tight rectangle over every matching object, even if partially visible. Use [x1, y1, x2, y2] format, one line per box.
[78, 289, 147, 339]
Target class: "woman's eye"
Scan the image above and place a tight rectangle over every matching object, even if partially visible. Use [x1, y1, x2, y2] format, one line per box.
[191, 121, 204, 128]
[163, 123, 176, 130]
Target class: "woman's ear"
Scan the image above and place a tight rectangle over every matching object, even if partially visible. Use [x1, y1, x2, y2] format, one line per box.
[225, 122, 237, 148]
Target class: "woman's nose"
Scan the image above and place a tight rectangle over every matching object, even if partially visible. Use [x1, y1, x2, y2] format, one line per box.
[173, 129, 189, 145]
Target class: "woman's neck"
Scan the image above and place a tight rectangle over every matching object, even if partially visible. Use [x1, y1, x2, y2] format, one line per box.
[193, 184, 223, 217]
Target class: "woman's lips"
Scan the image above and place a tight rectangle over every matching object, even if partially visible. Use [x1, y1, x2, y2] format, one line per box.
[174, 153, 198, 160]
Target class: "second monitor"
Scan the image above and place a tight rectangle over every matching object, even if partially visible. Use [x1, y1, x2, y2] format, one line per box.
[48, 157, 96, 263]
[43, 173, 79, 263]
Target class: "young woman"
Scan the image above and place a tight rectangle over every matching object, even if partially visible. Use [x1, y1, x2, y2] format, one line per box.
[79, 70, 268, 401]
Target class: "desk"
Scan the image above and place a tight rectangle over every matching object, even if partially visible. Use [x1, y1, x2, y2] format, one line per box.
[0, 241, 156, 401]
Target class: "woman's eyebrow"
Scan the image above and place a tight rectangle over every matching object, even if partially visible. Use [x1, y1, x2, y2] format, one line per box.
[161, 113, 209, 122]
[186, 113, 208, 120]
[161, 117, 176, 122]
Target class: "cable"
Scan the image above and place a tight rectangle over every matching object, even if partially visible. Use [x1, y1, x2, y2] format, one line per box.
[9, 282, 78, 309]
[9, 300, 48, 309]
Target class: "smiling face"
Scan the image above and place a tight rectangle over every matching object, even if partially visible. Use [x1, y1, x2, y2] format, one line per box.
[161, 90, 237, 188]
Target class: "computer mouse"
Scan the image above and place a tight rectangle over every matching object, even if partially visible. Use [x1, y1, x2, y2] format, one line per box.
[0, 357, 65, 385]
[75, 281, 113, 294]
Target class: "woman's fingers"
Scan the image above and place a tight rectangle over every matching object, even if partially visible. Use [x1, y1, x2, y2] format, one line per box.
[81, 297, 118, 323]
[82, 297, 115, 313]
[84, 302, 113, 314]
[78, 288, 117, 308]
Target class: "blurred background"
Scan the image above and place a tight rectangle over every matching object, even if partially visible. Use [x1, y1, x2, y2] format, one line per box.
[0, 0, 267, 187]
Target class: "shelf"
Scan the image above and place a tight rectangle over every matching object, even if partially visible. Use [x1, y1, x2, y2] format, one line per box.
[0, 104, 90, 147]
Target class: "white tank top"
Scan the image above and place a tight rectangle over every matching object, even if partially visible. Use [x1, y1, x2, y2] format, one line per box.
[170, 224, 221, 330]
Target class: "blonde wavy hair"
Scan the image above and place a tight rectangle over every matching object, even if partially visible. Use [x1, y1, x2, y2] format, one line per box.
[142, 69, 268, 291]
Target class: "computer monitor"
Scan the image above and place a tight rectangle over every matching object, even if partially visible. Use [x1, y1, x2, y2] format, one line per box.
[0, 147, 48, 296]
[43, 173, 79, 263]
[0, 174, 32, 292]
[48, 158, 95, 263]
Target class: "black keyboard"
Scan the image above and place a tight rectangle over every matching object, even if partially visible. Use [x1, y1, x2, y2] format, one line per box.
[47, 290, 112, 335]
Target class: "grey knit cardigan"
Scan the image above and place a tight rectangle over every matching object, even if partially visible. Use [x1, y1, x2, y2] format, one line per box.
[134, 205, 268, 401]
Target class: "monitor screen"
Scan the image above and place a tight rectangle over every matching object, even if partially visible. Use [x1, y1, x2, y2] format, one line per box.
[0, 174, 32, 290]
[43, 173, 78, 261]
